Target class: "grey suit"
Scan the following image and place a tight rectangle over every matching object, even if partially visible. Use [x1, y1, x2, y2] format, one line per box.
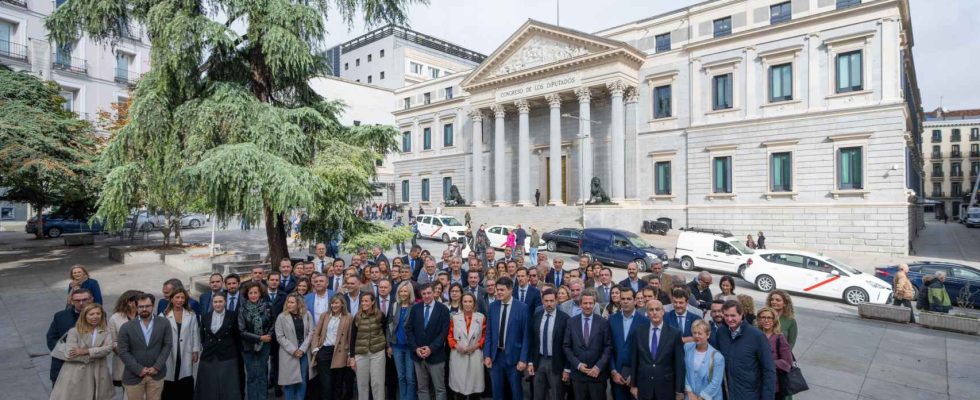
[117, 316, 173, 385]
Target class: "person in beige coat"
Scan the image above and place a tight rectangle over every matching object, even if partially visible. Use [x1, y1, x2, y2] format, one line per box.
[448, 292, 486, 397]
[893, 263, 916, 323]
[275, 293, 315, 400]
[310, 296, 353, 398]
[50, 303, 114, 400]
[108, 290, 140, 386]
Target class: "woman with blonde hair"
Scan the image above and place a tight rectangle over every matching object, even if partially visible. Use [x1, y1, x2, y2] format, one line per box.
[67, 265, 103, 307]
[161, 288, 200, 399]
[683, 319, 725, 400]
[756, 307, 794, 399]
[737, 294, 757, 326]
[310, 295, 354, 398]
[556, 285, 572, 304]
[766, 290, 798, 349]
[387, 282, 417, 400]
[108, 290, 140, 387]
[275, 293, 314, 400]
[50, 303, 114, 400]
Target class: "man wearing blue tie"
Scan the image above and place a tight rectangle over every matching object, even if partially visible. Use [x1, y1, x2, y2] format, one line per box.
[406, 283, 450, 400]
[277, 259, 298, 294]
[545, 258, 565, 287]
[629, 300, 685, 400]
[609, 288, 647, 400]
[562, 290, 611, 400]
[483, 276, 530, 400]
[665, 288, 702, 343]
[515, 267, 541, 313]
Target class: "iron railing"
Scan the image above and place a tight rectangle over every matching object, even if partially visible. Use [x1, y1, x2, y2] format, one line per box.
[0, 39, 28, 62]
[52, 55, 88, 74]
[951, 151, 963, 159]
[341, 25, 486, 64]
[114, 68, 140, 85]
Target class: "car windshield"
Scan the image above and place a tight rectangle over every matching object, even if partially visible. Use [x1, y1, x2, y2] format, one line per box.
[826, 258, 862, 275]
[969, 212, 980, 219]
[624, 232, 653, 248]
[729, 240, 754, 254]
[440, 217, 462, 226]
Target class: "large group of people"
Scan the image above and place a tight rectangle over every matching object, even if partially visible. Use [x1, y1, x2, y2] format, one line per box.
[48, 237, 810, 400]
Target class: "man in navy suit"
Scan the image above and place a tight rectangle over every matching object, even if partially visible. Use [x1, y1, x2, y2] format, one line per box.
[483, 276, 530, 400]
[277, 259, 298, 294]
[266, 271, 287, 397]
[545, 257, 566, 288]
[199, 273, 225, 315]
[618, 262, 649, 293]
[406, 283, 450, 400]
[528, 288, 569, 400]
[156, 278, 201, 315]
[609, 287, 647, 400]
[515, 267, 542, 313]
[629, 299, 685, 400]
[47, 288, 91, 383]
[402, 245, 424, 280]
[326, 259, 345, 292]
[664, 287, 702, 343]
[562, 290, 611, 400]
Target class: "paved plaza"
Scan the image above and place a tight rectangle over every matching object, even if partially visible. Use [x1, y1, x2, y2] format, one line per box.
[0, 219, 978, 399]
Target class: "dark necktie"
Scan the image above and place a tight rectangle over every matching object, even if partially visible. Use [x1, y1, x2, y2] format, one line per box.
[229, 296, 237, 311]
[520, 288, 526, 303]
[650, 327, 659, 358]
[583, 317, 591, 343]
[424, 304, 431, 327]
[542, 312, 552, 356]
[498, 303, 509, 349]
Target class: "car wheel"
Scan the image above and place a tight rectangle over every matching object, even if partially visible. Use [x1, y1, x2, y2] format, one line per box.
[48, 227, 63, 238]
[911, 284, 919, 300]
[582, 252, 594, 263]
[843, 287, 869, 305]
[737, 264, 748, 279]
[140, 223, 154, 231]
[635, 259, 648, 272]
[547, 241, 557, 252]
[755, 275, 776, 292]
[189, 219, 201, 229]
[680, 256, 695, 271]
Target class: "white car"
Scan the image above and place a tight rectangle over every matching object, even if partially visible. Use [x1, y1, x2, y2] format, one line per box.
[674, 229, 754, 276]
[485, 225, 533, 252]
[743, 250, 892, 305]
[415, 214, 467, 243]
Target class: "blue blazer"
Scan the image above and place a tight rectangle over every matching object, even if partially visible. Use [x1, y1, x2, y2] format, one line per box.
[279, 274, 298, 294]
[68, 279, 103, 305]
[515, 285, 541, 314]
[664, 310, 702, 338]
[683, 342, 725, 400]
[199, 290, 224, 315]
[483, 300, 530, 367]
[406, 301, 450, 364]
[608, 311, 648, 375]
[304, 290, 335, 324]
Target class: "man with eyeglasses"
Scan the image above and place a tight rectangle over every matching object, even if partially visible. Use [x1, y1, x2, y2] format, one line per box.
[47, 288, 93, 383]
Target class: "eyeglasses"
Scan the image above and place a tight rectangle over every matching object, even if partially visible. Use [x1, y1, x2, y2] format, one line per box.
[757, 315, 775, 320]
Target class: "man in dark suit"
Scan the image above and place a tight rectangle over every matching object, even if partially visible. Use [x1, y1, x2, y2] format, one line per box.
[402, 245, 424, 280]
[528, 288, 569, 400]
[406, 283, 450, 400]
[483, 276, 530, 400]
[326, 259, 345, 292]
[372, 246, 389, 268]
[118, 293, 174, 398]
[665, 287, 702, 343]
[619, 262, 649, 293]
[629, 299, 685, 400]
[562, 290, 611, 400]
[495, 246, 515, 266]
[266, 271, 287, 395]
[545, 258, 567, 288]
[515, 267, 542, 313]
[609, 288, 647, 400]
[156, 278, 201, 315]
[47, 288, 91, 383]
[199, 273, 225, 315]
[277, 258, 298, 294]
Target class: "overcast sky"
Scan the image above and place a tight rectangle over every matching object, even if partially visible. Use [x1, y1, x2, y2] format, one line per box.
[321, 0, 975, 111]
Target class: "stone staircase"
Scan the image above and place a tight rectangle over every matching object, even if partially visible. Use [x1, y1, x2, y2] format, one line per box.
[441, 206, 584, 233]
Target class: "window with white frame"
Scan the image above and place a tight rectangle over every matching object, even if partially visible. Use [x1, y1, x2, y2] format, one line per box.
[712, 73, 733, 110]
[770, 152, 793, 192]
[443, 123, 454, 147]
[653, 85, 672, 119]
[421, 178, 430, 202]
[429, 67, 440, 78]
[401, 180, 410, 202]
[401, 131, 411, 152]
[712, 156, 733, 194]
[836, 50, 863, 93]
[838, 146, 864, 190]
[59, 90, 76, 112]
[654, 161, 671, 195]
[442, 177, 452, 201]
[410, 62, 423, 75]
[423, 127, 432, 150]
[769, 63, 793, 102]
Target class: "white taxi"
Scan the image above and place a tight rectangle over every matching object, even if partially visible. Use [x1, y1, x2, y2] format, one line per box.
[742, 250, 892, 305]
[485, 225, 533, 252]
[415, 214, 467, 243]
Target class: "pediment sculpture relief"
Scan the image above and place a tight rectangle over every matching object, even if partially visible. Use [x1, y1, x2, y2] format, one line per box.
[490, 36, 590, 77]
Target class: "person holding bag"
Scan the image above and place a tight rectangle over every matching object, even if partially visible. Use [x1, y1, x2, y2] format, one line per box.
[683, 320, 724, 400]
[756, 307, 797, 399]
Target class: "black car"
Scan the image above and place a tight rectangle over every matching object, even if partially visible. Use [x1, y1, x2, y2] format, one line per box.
[541, 228, 582, 254]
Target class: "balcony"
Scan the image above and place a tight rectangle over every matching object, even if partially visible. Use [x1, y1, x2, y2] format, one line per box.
[952, 134, 962, 142]
[972, 151, 980, 159]
[114, 68, 140, 85]
[951, 151, 963, 159]
[931, 191, 944, 198]
[931, 151, 943, 159]
[932, 137, 942, 143]
[951, 171, 964, 180]
[52, 55, 88, 74]
[0, 0, 27, 8]
[931, 170, 945, 179]
[972, 135, 980, 142]
[0, 39, 29, 62]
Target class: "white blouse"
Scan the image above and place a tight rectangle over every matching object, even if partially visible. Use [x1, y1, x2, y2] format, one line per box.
[211, 311, 224, 334]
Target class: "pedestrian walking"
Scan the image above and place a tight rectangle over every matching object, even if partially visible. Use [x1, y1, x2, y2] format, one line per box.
[393, 217, 407, 255]
[745, 234, 758, 250]
[535, 189, 541, 207]
[757, 231, 766, 249]
[926, 271, 952, 313]
[529, 228, 540, 264]
[892, 264, 916, 323]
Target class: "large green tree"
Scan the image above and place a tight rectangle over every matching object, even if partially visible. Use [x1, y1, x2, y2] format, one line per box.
[47, 0, 420, 260]
[0, 66, 99, 238]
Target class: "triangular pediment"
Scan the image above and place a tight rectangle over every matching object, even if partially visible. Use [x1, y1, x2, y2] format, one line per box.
[461, 20, 643, 91]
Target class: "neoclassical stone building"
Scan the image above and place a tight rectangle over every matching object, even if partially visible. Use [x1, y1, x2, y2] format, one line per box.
[390, 0, 924, 255]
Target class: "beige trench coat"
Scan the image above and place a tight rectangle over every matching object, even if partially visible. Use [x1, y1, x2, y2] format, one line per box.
[50, 327, 114, 400]
[275, 311, 316, 385]
[107, 312, 130, 382]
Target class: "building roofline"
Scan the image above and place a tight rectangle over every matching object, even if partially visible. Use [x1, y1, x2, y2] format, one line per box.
[312, 75, 395, 93]
[592, 0, 726, 37]
[332, 24, 487, 64]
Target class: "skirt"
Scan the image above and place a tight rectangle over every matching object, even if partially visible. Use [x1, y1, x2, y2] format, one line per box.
[195, 358, 242, 400]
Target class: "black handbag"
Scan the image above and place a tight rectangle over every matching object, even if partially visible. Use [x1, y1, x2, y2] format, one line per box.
[777, 336, 809, 395]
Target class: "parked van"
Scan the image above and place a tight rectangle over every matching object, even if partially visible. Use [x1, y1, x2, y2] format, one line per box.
[578, 228, 669, 271]
[415, 214, 467, 243]
[965, 207, 980, 228]
[675, 228, 755, 277]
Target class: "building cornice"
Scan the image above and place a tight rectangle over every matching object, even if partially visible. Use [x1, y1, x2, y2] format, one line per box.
[392, 97, 467, 117]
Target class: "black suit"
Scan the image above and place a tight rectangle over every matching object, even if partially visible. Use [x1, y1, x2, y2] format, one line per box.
[46, 308, 80, 383]
[266, 291, 287, 390]
[280, 274, 298, 294]
[629, 321, 685, 400]
[530, 308, 569, 400]
[563, 314, 612, 400]
[199, 311, 244, 399]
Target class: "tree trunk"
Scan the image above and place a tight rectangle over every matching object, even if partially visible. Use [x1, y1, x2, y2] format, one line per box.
[265, 205, 290, 266]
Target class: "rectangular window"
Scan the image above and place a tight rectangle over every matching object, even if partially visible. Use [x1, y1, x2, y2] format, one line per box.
[55, 43, 73, 67]
[932, 182, 942, 196]
[769, 63, 793, 102]
[368, 54, 372, 62]
[442, 177, 452, 201]
[421, 179, 430, 202]
[713, 17, 732, 38]
[932, 130, 942, 142]
[380, 50, 385, 58]
[712, 74, 733, 110]
[770, 152, 793, 192]
[423, 127, 432, 150]
[953, 182, 963, 197]
[380, 71, 385, 80]
[972, 128, 980, 140]
[115, 52, 131, 80]
[445, 87, 453, 99]
[838, 147, 863, 190]
[836, 50, 863, 93]
[837, 0, 861, 9]
[0, 207, 14, 221]
[0, 21, 11, 55]
[973, 162, 980, 175]
[653, 85, 672, 119]
[654, 161, 671, 195]
[712, 156, 733, 194]
[410, 62, 423, 74]
[972, 144, 979, 156]
[401, 131, 411, 152]
[770, 2, 792, 24]
[952, 129, 962, 141]
[443, 123, 454, 147]
[355, 58, 360, 66]
[655, 33, 671, 52]
[367, 75, 372, 83]
[59, 90, 74, 112]
[401, 180, 410, 202]
[403, 97, 411, 109]
[424, 93, 431, 104]
[429, 67, 440, 78]
[344, 63, 348, 70]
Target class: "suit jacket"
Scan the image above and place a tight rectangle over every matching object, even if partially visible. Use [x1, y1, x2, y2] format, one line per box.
[199, 310, 240, 361]
[374, 253, 389, 267]
[664, 310, 702, 338]
[608, 311, 648, 376]
[326, 274, 344, 292]
[529, 308, 569, 372]
[311, 257, 331, 274]
[405, 301, 450, 364]
[618, 278, 649, 293]
[117, 316, 174, 385]
[46, 308, 80, 382]
[377, 292, 397, 318]
[266, 290, 287, 318]
[515, 285, 541, 314]
[545, 269, 566, 288]
[280, 274, 298, 294]
[630, 321, 685, 400]
[199, 290, 224, 315]
[563, 313, 612, 382]
[304, 290, 335, 324]
[401, 256, 423, 280]
[483, 300, 530, 367]
[595, 284, 615, 306]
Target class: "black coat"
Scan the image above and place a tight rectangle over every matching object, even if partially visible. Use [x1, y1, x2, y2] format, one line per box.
[629, 322, 685, 400]
[405, 301, 450, 364]
[200, 311, 241, 361]
[46, 308, 80, 382]
[529, 308, 569, 372]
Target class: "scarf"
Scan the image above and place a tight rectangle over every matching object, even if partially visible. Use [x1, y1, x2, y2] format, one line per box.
[241, 300, 268, 335]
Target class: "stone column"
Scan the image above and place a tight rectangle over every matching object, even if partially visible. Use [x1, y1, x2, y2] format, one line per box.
[806, 34, 821, 111]
[469, 110, 485, 206]
[743, 47, 757, 119]
[624, 87, 639, 200]
[880, 18, 901, 102]
[691, 58, 702, 125]
[546, 93, 564, 206]
[490, 104, 507, 206]
[575, 87, 592, 204]
[515, 99, 532, 206]
[607, 80, 627, 202]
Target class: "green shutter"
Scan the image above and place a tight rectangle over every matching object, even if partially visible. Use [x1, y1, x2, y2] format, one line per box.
[713, 157, 731, 193]
[839, 147, 863, 189]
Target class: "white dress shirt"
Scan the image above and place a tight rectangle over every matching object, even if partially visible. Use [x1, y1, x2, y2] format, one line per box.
[313, 293, 329, 322]
[210, 311, 224, 334]
[322, 316, 341, 346]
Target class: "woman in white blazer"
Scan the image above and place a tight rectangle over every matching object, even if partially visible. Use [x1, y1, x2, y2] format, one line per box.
[160, 288, 201, 400]
[447, 292, 486, 398]
[275, 293, 315, 400]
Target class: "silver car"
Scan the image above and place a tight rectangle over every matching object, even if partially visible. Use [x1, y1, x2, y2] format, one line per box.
[132, 211, 208, 230]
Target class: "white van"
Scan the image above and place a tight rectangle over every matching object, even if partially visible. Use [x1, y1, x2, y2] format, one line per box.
[675, 229, 755, 277]
[415, 214, 467, 243]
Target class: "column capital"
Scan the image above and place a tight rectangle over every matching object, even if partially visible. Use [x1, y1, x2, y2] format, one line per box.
[514, 99, 530, 114]
[606, 80, 627, 96]
[490, 104, 506, 118]
[574, 87, 592, 103]
[625, 87, 639, 104]
[545, 93, 563, 108]
[468, 109, 484, 122]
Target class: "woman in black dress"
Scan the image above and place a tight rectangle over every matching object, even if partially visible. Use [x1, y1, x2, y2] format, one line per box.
[196, 293, 243, 400]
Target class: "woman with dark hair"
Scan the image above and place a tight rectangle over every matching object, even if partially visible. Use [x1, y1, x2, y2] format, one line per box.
[601, 285, 622, 318]
[351, 292, 388, 400]
[197, 293, 242, 400]
[714, 276, 737, 301]
[445, 283, 464, 313]
[293, 277, 312, 296]
[108, 290, 140, 387]
[238, 281, 274, 400]
[162, 288, 200, 400]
